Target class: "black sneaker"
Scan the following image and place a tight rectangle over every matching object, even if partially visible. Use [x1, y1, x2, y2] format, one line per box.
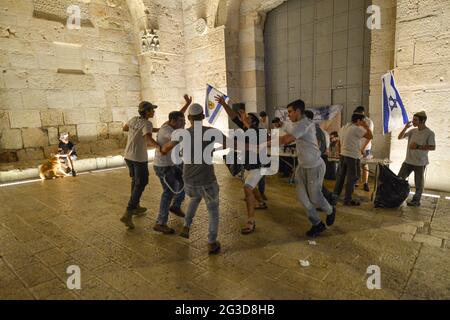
[153, 224, 175, 234]
[344, 200, 360, 206]
[407, 200, 421, 207]
[306, 222, 326, 238]
[120, 211, 135, 229]
[208, 241, 221, 255]
[71, 169, 77, 177]
[330, 193, 339, 206]
[326, 206, 336, 226]
[363, 183, 370, 192]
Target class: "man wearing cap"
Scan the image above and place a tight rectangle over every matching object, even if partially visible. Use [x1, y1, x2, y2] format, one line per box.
[58, 132, 77, 177]
[162, 103, 225, 254]
[152, 95, 192, 235]
[120, 101, 160, 229]
[397, 111, 436, 207]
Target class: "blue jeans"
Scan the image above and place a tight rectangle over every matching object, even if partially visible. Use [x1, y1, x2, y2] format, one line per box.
[184, 182, 220, 244]
[125, 159, 149, 211]
[154, 165, 185, 225]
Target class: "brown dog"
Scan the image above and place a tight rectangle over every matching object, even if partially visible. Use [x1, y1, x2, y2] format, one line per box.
[38, 155, 68, 180]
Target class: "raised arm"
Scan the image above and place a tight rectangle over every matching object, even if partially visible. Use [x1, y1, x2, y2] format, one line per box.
[215, 95, 238, 119]
[398, 121, 412, 140]
[361, 120, 373, 141]
[179, 94, 193, 114]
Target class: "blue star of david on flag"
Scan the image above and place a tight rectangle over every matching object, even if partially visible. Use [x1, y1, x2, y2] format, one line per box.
[382, 72, 409, 134]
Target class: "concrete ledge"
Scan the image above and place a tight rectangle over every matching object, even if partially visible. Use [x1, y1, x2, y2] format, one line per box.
[0, 149, 156, 183]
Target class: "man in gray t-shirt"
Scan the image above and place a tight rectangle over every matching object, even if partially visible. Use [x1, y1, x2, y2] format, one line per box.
[120, 101, 160, 230]
[398, 111, 436, 206]
[278, 100, 336, 238]
[153, 111, 187, 234]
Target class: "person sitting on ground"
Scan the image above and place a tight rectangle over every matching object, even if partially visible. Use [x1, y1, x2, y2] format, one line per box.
[58, 132, 77, 177]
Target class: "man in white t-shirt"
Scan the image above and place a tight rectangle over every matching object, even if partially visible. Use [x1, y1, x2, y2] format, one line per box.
[275, 100, 336, 238]
[354, 106, 374, 192]
[397, 111, 436, 206]
[120, 101, 160, 229]
[332, 113, 373, 206]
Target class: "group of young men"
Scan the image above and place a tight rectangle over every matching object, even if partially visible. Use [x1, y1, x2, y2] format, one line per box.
[119, 94, 436, 254]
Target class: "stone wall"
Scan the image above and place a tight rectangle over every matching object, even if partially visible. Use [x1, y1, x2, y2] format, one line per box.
[389, 0, 450, 191]
[0, 0, 140, 162]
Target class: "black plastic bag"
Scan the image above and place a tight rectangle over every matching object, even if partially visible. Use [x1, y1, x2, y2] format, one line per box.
[374, 164, 410, 208]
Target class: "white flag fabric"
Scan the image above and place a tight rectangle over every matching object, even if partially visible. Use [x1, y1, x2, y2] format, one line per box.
[382, 72, 409, 134]
[205, 84, 229, 125]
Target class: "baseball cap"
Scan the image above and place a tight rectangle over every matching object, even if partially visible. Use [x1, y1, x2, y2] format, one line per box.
[189, 103, 204, 116]
[414, 111, 427, 118]
[138, 101, 157, 113]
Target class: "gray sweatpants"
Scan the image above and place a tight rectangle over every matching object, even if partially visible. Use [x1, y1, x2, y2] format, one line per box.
[295, 160, 332, 226]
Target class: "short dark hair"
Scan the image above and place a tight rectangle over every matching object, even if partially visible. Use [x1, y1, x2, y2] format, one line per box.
[352, 113, 366, 123]
[304, 110, 314, 120]
[287, 99, 305, 114]
[330, 131, 338, 137]
[169, 111, 184, 121]
[354, 106, 365, 114]
[259, 111, 267, 117]
[272, 117, 281, 124]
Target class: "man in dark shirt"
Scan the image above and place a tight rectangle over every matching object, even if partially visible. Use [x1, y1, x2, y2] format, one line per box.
[58, 133, 78, 177]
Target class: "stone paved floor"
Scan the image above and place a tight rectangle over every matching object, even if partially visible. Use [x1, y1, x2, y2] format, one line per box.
[1, 165, 450, 300]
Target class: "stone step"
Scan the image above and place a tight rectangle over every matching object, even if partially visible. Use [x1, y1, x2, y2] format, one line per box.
[0, 149, 155, 183]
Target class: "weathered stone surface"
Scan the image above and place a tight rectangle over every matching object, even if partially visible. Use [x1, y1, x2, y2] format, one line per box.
[108, 122, 124, 138]
[22, 128, 48, 148]
[0, 111, 10, 130]
[0, 128, 23, 149]
[96, 123, 108, 139]
[77, 123, 97, 142]
[46, 127, 59, 145]
[40, 110, 64, 126]
[17, 148, 44, 161]
[9, 111, 41, 128]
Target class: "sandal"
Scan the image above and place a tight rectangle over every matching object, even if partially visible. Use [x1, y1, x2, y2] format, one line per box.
[241, 221, 256, 235]
[254, 202, 268, 210]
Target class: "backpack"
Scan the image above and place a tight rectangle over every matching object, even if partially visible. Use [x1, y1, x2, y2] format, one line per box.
[374, 164, 410, 208]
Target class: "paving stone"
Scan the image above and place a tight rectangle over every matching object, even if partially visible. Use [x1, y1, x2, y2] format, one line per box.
[1, 165, 449, 299]
[413, 233, 444, 247]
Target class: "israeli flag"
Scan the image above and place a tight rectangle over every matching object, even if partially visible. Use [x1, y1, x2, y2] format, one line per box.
[382, 72, 409, 134]
[205, 84, 229, 125]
